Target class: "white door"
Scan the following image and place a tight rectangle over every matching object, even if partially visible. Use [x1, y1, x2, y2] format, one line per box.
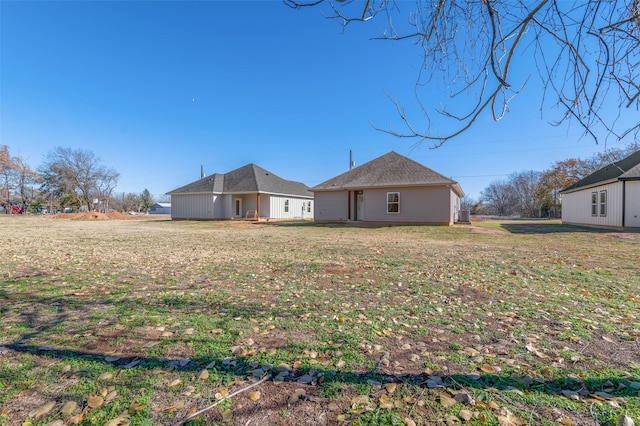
[356, 193, 364, 220]
[234, 198, 242, 218]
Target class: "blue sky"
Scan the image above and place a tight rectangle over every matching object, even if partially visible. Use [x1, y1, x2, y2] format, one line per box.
[1, 1, 636, 200]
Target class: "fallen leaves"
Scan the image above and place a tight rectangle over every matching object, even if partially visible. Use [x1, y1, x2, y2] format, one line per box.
[60, 401, 78, 416]
[28, 402, 55, 420]
[87, 395, 104, 409]
[97, 372, 114, 381]
[4, 218, 640, 426]
[197, 369, 209, 380]
[384, 383, 397, 394]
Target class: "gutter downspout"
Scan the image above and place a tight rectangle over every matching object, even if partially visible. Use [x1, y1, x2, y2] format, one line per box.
[347, 191, 351, 220]
[622, 181, 626, 228]
[257, 193, 260, 220]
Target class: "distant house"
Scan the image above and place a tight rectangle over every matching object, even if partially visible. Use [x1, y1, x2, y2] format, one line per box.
[311, 151, 464, 225]
[167, 164, 313, 220]
[149, 202, 171, 215]
[560, 150, 640, 229]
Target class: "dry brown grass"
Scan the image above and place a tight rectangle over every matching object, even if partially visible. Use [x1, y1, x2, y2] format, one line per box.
[1, 216, 638, 426]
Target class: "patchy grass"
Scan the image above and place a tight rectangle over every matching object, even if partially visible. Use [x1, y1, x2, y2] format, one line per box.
[0, 216, 638, 425]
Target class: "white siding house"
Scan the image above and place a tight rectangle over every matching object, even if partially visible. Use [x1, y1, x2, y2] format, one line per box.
[312, 152, 464, 225]
[560, 151, 640, 229]
[167, 164, 314, 220]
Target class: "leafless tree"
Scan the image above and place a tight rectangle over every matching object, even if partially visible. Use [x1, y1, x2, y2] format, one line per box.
[0, 145, 17, 206]
[13, 155, 42, 213]
[40, 147, 119, 211]
[481, 179, 518, 216]
[285, 0, 640, 146]
[0, 145, 42, 212]
[509, 170, 542, 217]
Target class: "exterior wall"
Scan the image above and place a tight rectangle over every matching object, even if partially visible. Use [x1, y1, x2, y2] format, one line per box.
[216, 194, 230, 219]
[269, 195, 313, 219]
[171, 194, 217, 219]
[230, 194, 258, 218]
[450, 192, 461, 224]
[624, 181, 640, 227]
[363, 187, 454, 223]
[561, 181, 623, 227]
[171, 193, 313, 220]
[314, 191, 349, 221]
[150, 204, 171, 214]
[260, 194, 271, 218]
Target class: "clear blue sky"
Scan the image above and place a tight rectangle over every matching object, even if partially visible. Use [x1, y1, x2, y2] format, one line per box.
[1, 1, 636, 201]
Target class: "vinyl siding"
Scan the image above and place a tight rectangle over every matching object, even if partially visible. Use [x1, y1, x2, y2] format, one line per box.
[230, 194, 258, 218]
[624, 181, 640, 227]
[314, 191, 348, 221]
[269, 195, 313, 219]
[171, 192, 312, 220]
[171, 194, 217, 219]
[364, 187, 453, 223]
[260, 194, 271, 218]
[451, 192, 461, 224]
[561, 181, 623, 227]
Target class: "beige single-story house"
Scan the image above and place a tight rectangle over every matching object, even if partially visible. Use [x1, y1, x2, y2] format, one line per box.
[560, 150, 640, 229]
[311, 151, 464, 225]
[168, 164, 313, 220]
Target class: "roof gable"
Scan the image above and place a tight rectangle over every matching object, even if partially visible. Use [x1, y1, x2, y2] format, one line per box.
[168, 164, 312, 198]
[561, 150, 640, 193]
[620, 161, 640, 180]
[167, 173, 224, 194]
[312, 151, 463, 195]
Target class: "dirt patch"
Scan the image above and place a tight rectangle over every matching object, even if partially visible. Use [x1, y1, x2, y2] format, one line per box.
[54, 212, 110, 220]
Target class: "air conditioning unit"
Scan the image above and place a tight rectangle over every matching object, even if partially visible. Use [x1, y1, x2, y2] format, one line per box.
[458, 210, 470, 223]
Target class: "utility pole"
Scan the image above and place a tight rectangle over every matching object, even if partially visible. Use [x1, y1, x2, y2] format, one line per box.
[349, 150, 355, 170]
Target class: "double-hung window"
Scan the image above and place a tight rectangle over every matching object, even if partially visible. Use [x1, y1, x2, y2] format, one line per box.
[387, 192, 399, 214]
[591, 192, 597, 216]
[599, 190, 607, 217]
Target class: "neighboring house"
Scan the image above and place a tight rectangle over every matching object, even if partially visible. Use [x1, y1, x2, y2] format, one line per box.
[311, 151, 464, 225]
[149, 202, 171, 215]
[560, 150, 640, 229]
[167, 164, 314, 220]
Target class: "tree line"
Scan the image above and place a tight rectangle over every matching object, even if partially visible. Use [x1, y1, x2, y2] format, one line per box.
[463, 143, 640, 218]
[1, 145, 159, 214]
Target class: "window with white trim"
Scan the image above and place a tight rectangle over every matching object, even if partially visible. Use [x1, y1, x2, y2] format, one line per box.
[599, 190, 607, 216]
[284, 200, 289, 213]
[591, 192, 597, 216]
[387, 192, 399, 214]
[306, 201, 311, 213]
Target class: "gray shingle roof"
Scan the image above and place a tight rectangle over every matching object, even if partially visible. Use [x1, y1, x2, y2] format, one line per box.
[561, 150, 640, 193]
[168, 164, 312, 198]
[312, 151, 464, 196]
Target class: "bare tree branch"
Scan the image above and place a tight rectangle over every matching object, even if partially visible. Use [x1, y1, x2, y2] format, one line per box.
[289, 0, 640, 145]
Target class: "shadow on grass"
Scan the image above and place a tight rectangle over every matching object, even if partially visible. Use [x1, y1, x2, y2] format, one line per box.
[4, 341, 638, 399]
[2, 291, 638, 404]
[500, 223, 615, 235]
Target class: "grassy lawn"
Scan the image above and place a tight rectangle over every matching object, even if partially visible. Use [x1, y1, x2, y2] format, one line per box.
[0, 216, 638, 426]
